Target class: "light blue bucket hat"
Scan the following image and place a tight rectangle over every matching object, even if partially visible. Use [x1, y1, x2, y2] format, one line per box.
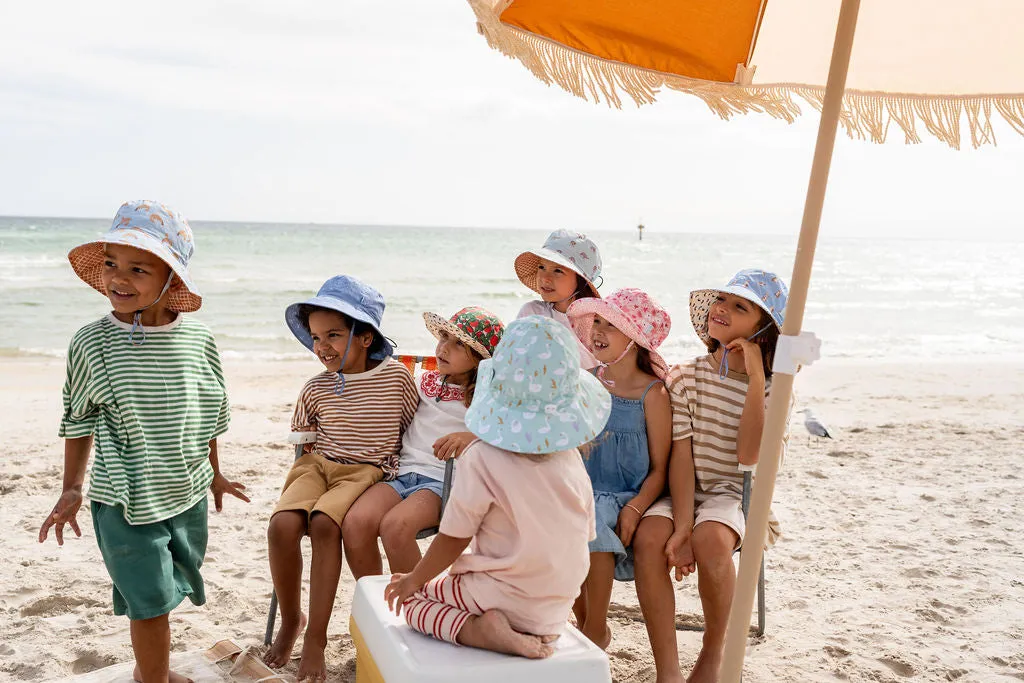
[465, 315, 611, 455]
[68, 200, 201, 313]
[286, 275, 395, 361]
[514, 229, 603, 299]
[689, 269, 789, 348]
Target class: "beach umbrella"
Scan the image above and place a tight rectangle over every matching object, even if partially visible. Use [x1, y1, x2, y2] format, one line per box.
[466, 1, 1024, 680]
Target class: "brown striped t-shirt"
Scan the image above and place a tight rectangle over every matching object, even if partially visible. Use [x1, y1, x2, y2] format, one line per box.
[291, 358, 419, 479]
[666, 354, 790, 497]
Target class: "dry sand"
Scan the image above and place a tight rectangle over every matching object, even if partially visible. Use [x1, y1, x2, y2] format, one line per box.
[1, 356, 1022, 682]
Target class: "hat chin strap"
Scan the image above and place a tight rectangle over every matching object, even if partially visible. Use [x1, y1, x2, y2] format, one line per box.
[597, 341, 635, 387]
[716, 322, 773, 379]
[333, 330, 355, 397]
[127, 272, 175, 346]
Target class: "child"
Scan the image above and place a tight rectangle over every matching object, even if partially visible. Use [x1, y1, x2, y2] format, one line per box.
[514, 229, 603, 368]
[633, 269, 789, 683]
[342, 306, 504, 576]
[37, 200, 248, 683]
[383, 316, 610, 658]
[566, 289, 673, 649]
[264, 275, 418, 681]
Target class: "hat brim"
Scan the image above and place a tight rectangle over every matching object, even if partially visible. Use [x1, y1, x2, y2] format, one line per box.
[514, 249, 601, 300]
[423, 312, 492, 359]
[689, 286, 783, 348]
[464, 358, 612, 455]
[568, 299, 669, 379]
[286, 295, 394, 360]
[68, 234, 202, 313]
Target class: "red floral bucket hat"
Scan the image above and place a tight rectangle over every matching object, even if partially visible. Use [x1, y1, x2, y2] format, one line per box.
[423, 306, 505, 358]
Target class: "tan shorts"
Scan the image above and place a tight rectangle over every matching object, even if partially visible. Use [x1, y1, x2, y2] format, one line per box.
[273, 452, 384, 528]
[643, 492, 746, 549]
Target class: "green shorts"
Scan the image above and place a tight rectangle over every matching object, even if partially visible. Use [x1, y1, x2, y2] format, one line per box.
[91, 498, 208, 621]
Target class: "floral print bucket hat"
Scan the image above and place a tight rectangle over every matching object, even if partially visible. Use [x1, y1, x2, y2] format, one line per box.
[423, 306, 505, 359]
[689, 269, 789, 348]
[514, 229, 603, 299]
[465, 315, 612, 455]
[567, 288, 672, 379]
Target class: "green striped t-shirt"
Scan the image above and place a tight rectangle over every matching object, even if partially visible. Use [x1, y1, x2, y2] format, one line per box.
[59, 314, 230, 525]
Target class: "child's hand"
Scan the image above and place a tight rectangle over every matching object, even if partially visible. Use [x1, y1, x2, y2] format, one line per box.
[432, 431, 476, 461]
[384, 573, 421, 616]
[616, 502, 643, 547]
[726, 338, 765, 381]
[210, 473, 250, 512]
[664, 531, 696, 581]
[38, 489, 84, 546]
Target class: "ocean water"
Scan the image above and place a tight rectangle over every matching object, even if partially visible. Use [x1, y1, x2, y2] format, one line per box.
[2, 217, 1022, 364]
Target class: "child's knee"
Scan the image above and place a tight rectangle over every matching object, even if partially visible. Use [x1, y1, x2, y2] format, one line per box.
[379, 509, 419, 545]
[309, 512, 341, 542]
[268, 511, 306, 546]
[633, 521, 670, 561]
[340, 507, 374, 541]
[691, 523, 736, 565]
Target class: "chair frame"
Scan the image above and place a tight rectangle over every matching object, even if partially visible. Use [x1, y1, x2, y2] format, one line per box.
[675, 470, 766, 637]
[263, 355, 454, 646]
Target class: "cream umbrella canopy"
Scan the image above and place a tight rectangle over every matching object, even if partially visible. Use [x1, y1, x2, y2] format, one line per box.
[467, 1, 1024, 681]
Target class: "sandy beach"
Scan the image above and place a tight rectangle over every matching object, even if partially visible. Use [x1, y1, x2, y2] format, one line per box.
[2, 355, 1022, 682]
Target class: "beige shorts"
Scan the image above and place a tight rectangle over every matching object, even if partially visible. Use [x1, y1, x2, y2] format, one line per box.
[273, 452, 384, 528]
[644, 492, 746, 549]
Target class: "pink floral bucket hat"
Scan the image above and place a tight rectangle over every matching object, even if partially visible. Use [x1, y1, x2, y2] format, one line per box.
[423, 306, 505, 359]
[514, 229, 603, 299]
[567, 288, 672, 379]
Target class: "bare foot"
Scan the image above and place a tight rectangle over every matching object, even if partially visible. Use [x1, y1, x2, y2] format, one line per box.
[263, 612, 307, 668]
[458, 610, 553, 659]
[132, 665, 193, 683]
[540, 633, 561, 644]
[295, 635, 328, 682]
[686, 647, 722, 683]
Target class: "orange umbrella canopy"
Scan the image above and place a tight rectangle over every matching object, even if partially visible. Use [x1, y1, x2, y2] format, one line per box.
[473, 0, 1024, 148]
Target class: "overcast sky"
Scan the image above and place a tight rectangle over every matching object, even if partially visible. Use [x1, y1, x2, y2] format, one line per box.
[1, 1, 1021, 240]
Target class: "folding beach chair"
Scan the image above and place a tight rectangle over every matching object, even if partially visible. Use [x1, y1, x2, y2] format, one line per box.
[675, 469, 766, 637]
[263, 355, 455, 646]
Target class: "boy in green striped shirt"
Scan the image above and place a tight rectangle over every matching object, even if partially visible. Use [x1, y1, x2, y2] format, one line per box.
[38, 201, 249, 683]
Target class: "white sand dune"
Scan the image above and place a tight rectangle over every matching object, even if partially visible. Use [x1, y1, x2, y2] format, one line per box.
[2, 357, 1022, 682]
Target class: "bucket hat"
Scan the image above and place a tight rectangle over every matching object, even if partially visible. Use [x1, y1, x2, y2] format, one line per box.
[514, 229, 603, 299]
[423, 306, 505, 359]
[465, 315, 611, 455]
[689, 269, 789, 348]
[568, 288, 672, 379]
[68, 200, 201, 312]
[286, 275, 394, 360]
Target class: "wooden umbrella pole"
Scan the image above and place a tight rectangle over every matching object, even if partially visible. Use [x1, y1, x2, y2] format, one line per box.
[719, 0, 862, 680]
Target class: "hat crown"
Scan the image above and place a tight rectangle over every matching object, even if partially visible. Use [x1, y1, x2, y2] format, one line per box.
[541, 229, 602, 284]
[724, 269, 788, 328]
[110, 200, 194, 268]
[602, 288, 671, 348]
[450, 306, 505, 357]
[317, 275, 385, 326]
[486, 316, 581, 404]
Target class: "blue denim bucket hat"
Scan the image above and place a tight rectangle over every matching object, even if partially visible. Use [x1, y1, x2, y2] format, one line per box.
[689, 269, 789, 348]
[285, 275, 394, 360]
[465, 315, 611, 455]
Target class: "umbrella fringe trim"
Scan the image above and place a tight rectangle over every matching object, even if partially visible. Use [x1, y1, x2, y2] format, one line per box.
[471, 0, 1024, 149]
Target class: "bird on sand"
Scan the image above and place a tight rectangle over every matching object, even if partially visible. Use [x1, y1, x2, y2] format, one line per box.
[799, 408, 833, 444]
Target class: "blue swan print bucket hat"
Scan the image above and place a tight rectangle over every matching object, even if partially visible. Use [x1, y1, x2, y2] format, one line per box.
[465, 315, 611, 455]
[286, 275, 395, 360]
